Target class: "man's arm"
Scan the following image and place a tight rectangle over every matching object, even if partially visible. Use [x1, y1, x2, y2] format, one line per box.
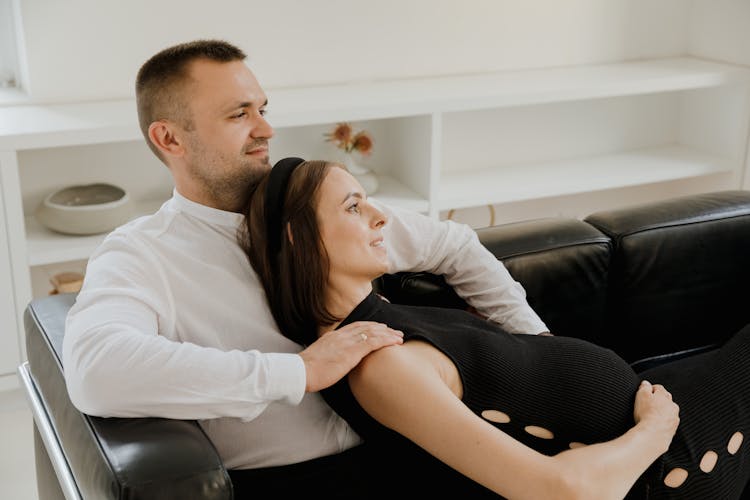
[375, 201, 548, 335]
[63, 233, 402, 419]
[63, 238, 306, 420]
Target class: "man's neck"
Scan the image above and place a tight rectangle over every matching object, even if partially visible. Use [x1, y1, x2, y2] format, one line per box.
[175, 184, 240, 213]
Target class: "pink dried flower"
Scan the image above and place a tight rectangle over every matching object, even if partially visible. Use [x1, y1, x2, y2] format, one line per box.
[325, 123, 352, 147]
[351, 131, 373, 156]
[324, 122, 374, 155]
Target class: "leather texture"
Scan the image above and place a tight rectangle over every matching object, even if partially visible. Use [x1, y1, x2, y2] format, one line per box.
[477, 218, 611, 345]
[26, 295, 232, 500]
[376, 218, 612, 345]
[24, 189, 750, 498]
[585, 190, 750, 362]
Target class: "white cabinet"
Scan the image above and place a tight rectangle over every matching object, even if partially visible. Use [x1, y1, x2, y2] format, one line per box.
[0, 56, 749, 347]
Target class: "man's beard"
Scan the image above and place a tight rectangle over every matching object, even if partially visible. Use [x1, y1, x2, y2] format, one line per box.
[188, 144, 271, 212]
[210, 158, 269, 211]
[193, 152, 271, 212]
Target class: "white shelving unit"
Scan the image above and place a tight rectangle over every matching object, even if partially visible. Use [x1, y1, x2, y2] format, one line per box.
[24, 199, 167, 266]
[438, 146, 735, 210]
[1, 56, 749, 380]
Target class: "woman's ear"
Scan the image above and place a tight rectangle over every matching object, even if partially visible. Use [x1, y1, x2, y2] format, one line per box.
[148, 120, 185, 159]
[286, 222, 294, 246]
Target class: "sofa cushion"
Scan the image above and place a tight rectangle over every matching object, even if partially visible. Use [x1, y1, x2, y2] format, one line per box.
[585, 190, 750, 363]
[477, 218, 611, 344]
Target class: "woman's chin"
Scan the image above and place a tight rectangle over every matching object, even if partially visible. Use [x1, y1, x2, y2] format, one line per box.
[368, 266, 388, 282]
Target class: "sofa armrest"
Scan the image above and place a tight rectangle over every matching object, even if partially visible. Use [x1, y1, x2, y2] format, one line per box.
[24, 294, 233, 500]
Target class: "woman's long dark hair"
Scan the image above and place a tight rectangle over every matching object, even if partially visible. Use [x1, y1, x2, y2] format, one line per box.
[238, 160, 343, 345]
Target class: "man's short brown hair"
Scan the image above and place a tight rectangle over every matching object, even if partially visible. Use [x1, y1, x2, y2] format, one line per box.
[135, 40, 247, 161]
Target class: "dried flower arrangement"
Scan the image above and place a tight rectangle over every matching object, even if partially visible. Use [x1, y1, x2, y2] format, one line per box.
[324, 122, 374, 156]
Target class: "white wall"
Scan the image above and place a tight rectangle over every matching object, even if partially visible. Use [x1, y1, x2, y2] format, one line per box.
[689, 0, 750, 66]
[18, 0, 690, 103]
[688, 0, 750, 190]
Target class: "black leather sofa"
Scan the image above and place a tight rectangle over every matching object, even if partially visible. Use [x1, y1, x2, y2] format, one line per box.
[18, 190, 750, 499]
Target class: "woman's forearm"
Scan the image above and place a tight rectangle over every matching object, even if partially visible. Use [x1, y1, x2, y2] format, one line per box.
[350, 345, 676, 500]
[552, 422, 670, 500]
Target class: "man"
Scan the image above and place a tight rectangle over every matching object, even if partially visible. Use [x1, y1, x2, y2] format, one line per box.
[63, 40, 548, 497]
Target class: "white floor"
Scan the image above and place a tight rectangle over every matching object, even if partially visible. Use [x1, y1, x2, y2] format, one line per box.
[1, 388, 40, 500]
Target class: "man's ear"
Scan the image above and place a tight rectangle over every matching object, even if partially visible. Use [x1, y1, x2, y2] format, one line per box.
[286, 223, 294, 246]
[148, 120, 185, 159]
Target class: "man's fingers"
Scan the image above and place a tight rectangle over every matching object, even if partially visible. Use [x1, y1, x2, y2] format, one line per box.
[352, 325, 403, 337]
[302, 322, 400, 392]
[347, 322, 402, 339]
[354, 324, 404, 349]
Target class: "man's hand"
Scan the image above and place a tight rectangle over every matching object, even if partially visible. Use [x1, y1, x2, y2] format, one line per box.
[300, 321, 404, 392]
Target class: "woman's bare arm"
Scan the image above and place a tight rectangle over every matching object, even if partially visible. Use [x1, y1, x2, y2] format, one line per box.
[349, 343, 677, 500]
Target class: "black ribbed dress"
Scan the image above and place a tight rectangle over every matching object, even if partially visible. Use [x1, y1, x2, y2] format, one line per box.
[322, 292, 750, 499]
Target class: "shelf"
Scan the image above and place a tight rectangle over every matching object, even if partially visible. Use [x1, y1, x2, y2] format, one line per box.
[369, 175, 429, 213]
[0, 99, 141, 150]
[25, 200, 165, 266]
[24, 175, 425, 267]
[437, 146, 734, 210]
[268, 57, 750, 126]
[2, 57, 749, 151]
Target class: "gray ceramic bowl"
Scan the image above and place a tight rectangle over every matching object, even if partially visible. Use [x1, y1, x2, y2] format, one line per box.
[35, 183, 134, 235]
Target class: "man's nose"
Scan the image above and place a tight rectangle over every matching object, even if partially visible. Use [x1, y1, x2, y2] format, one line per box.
[251, 113, 274, 139]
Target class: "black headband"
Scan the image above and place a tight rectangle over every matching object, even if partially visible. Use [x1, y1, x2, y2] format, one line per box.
[265, 157, 306, 258]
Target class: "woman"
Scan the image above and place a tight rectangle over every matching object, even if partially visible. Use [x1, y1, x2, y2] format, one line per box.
[239, 158, 750, 499]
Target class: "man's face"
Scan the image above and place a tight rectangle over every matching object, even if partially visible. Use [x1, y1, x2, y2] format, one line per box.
[179, 59, 274, 209]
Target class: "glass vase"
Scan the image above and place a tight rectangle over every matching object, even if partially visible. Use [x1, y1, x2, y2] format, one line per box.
[340, 154, 379, 195]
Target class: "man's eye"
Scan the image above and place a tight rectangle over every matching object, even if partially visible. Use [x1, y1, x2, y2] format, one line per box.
[231, 112, 247, 119]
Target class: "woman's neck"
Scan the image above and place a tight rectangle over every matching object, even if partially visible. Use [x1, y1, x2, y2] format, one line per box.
[320, 277, 373, 335]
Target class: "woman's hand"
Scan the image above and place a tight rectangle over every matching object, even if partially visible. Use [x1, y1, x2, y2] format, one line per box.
[633, 380, 680, 453]
[300, 321, 404, 392]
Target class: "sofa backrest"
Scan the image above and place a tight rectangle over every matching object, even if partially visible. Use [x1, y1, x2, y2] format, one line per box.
[585, 190, 750, 362]
[379, 190, 750, 364]
[476, 218, 611, 346]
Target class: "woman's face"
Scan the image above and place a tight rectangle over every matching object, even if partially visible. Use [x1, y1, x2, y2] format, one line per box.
[316, 166, 389, 283]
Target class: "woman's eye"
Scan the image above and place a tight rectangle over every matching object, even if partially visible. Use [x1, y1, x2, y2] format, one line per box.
[232, 112, 247, 119]
[259, 109, 267, 117]
[347, 203, 360, 214]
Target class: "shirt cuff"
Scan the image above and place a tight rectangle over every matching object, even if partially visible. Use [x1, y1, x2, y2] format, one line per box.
[264, 353, 307, 405]
[488, 311, 549, 335]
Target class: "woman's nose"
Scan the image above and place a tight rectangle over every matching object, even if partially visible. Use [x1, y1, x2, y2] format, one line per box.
[371, 207, 388, 228]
